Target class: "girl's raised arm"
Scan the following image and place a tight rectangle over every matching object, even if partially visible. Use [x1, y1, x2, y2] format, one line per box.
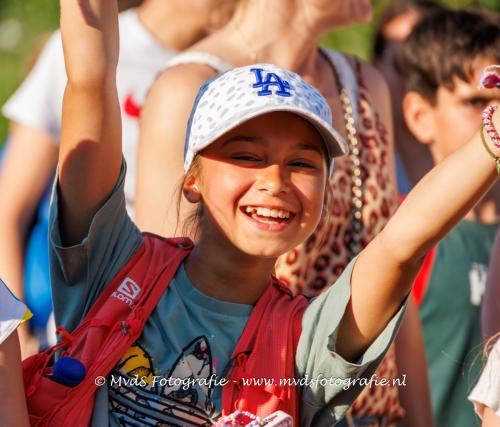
[338, 106, 500, 362]
[58, 0, 121, 245]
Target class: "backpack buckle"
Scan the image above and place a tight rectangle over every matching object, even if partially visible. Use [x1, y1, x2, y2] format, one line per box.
[120, 321, 129, 335]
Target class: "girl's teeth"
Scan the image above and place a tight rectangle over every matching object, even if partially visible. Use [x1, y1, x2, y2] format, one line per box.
[245, 206, 290, 219]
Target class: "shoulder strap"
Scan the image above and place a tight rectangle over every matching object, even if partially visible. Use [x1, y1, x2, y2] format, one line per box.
[222, 279, 307, 419]
[32, 236, 193, 426]
[68, 234, 192, 369]
[82, 235, 192, 320]
[228, 278, 302, 356]
[320, 48, 360, 124]
[165, 51, 232, 73]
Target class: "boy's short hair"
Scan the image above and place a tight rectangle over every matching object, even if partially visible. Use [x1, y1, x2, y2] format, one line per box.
[373, 0, 444, 61]
[397, 8, 500, 104]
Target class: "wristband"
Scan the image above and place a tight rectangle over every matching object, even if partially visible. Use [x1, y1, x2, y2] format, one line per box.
[480, 123, 500, 174]
[482, 105, 500, 149]
[478, 65, 500, 90]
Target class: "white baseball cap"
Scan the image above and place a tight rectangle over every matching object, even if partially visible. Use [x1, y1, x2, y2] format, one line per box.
[184, 63, 348, 172]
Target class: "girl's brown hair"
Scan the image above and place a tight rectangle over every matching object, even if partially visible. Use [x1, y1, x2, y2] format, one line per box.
[397, 8, 500, 104]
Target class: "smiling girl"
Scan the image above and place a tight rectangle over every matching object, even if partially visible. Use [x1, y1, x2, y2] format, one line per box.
[42, 1, 500, 426]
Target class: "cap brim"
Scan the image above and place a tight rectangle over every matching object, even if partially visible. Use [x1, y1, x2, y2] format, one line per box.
[199, 104, 349, 160]
[280, 106, 349, 158]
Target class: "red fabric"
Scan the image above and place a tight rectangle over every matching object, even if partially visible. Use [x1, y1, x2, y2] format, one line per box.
[222, 278, 307, 422]
[412, 247, 436, 306]
[23, 235, 192, 427]
[123, 93, 142, 118]
[23, 235, 307, 426]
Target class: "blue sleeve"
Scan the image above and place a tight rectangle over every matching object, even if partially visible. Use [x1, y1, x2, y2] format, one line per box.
[49, 161, 143, 333]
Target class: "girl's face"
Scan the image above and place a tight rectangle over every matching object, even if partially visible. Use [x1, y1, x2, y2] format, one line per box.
[185, 112, 328, 259]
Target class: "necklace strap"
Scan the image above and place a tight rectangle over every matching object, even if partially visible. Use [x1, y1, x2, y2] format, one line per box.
[232, 21, 258, 63]
[320, 49, 360, 123]
[166, 52, 232, 73]
[322, 50, 364, 255]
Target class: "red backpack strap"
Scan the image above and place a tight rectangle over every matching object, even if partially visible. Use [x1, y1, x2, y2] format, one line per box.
[222, 278, 306, 421]
[67, 235, 192, 335]
[412, 247, 436, 306]
[54, 237, 192, 421]
[25, 235, 193, 426]
[61, 236, 192, 392]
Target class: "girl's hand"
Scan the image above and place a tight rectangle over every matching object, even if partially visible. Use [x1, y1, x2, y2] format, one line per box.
[478, 65, 500, 90]
[479, 66, 500, 167]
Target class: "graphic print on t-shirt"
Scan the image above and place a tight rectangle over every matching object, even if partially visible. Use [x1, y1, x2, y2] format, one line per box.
[469, 262, 488, 306]
[108, 337, 216, 426]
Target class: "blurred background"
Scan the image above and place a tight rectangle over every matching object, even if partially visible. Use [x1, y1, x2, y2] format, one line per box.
[0, 0, 498, 144]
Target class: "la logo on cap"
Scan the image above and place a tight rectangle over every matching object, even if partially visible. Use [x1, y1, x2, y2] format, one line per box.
[251, 68, 293, 97]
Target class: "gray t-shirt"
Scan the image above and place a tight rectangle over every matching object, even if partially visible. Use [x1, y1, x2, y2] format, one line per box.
[49, 163, 407, 427]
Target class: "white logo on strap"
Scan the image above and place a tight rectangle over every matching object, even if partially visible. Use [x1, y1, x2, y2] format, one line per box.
[112, 277, 141, 307]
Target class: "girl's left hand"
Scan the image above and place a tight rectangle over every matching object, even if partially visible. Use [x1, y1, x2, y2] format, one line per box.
[479, 65, 500, 89]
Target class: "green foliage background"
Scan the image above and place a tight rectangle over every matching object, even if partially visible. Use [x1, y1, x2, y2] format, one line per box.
[0, 0, 498, 144]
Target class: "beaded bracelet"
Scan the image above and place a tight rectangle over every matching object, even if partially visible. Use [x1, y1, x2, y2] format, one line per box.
[482, 105, 500, 149]
[213, 410, 263, 427]
[478, 65, 500, 174]
[478, 65, 500, 90]
[480, 123, 500, 175]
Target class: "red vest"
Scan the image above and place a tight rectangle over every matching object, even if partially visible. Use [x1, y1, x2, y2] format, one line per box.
[23, 234, 307, 426]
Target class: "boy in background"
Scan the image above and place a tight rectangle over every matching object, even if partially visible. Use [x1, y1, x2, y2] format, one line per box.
[398, 8, 500, 427]
[373, 0, 443, 193]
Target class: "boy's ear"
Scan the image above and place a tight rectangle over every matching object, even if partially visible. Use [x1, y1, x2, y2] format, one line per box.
[402, 91, 436, 145]
[182, 175, 201, 204]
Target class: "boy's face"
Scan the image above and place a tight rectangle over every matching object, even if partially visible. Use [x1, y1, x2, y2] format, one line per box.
[429, 57, 500, 162]
[184, 111, 328, 259]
